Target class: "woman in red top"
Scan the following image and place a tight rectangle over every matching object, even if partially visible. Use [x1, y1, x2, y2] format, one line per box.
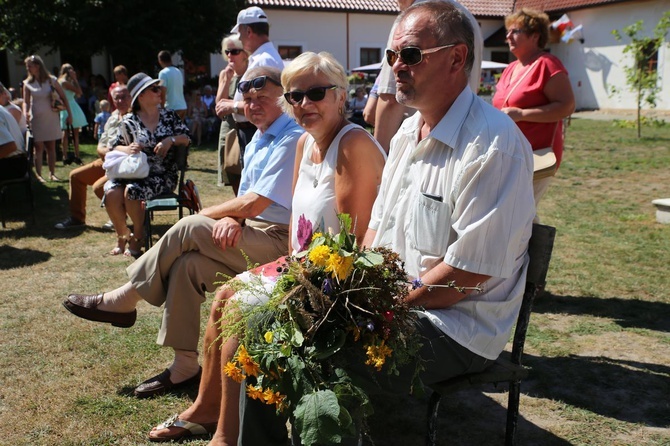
[492, 8, 575, 208]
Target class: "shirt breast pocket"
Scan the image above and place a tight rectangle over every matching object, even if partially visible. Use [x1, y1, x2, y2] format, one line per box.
[411, 192, 451, 257]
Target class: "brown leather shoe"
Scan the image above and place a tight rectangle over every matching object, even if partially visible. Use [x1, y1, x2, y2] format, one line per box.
[134, 368, 202, 398]
[62, 294, 136, 328]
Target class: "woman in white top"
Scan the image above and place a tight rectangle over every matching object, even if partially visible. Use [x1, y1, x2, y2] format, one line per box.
[148, 51, 386, 444]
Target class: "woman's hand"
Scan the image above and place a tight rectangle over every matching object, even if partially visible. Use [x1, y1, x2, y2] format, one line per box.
[500, 107, 523, 122]
[118, 142, 142, 155]
[154, 137, 174, 158]
[211, 217, 243, 250]
[66, 115, 73, 125]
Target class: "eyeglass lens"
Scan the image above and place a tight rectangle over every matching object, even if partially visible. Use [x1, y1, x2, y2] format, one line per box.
[225, 49, 242, 56]
[385, 47, 423, 66]
[283, 86, 336, 105]
[238, 76, 281, 94]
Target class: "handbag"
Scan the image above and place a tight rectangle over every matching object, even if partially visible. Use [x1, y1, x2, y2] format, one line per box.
[50, 80, 66, 112]
[102, 150, 150, 180]
[223, 128, 242, 175]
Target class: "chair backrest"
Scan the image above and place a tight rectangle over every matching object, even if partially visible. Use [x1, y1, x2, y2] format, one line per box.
[510, 223, 556, 364]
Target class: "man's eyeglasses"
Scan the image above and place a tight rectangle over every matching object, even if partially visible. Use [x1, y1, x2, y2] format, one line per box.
[238, 76, 282, 94]
[225, 49, 243, 56]
[385, 44, 456, 66]
[283, 86, 338, 105]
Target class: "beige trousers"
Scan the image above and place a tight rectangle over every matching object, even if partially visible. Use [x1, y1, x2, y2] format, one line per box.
[126, 214, 288, 351]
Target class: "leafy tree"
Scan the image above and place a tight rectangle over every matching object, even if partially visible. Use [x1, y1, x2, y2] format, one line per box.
[0, 0, 241, 75]
[611, 11, 670, 137]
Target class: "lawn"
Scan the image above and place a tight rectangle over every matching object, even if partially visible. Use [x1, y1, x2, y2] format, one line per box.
[0, 119, 668, 445]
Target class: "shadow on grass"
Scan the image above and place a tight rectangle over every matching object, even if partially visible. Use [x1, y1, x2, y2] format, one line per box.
[366, 389, 572, 445]
[524, 353, 670, 427]
[533, 293, 670, 333]
[0, 244, 52, 269]
[116, 381, 200, 401]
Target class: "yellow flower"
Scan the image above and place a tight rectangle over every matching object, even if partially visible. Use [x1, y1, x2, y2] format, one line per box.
[325, 252, 354, 281]
[365, 341, 393, 371]
[308, 245, 331, 266]
[264, 331, 274, 343]
[223, 361, 244, 383]
[246, 384, 264, 400]
[262, 388, 286, 407]
[312, 232, 323, 240]
[237, 344, 261, 376]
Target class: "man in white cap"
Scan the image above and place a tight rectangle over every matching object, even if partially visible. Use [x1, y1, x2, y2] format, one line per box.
[215, 6, 283, 173]
[373, 0, 483, 153]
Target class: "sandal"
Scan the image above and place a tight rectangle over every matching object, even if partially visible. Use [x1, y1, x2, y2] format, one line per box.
[148, 414, 217, 442]
[124, 233, 143, 259]
[110, 231, 130, 256]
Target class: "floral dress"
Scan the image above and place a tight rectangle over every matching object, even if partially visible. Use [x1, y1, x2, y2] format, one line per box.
[106, 108, 190, 200]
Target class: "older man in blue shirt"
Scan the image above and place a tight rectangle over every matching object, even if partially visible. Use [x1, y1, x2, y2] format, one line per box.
[63, 66, 304, 398]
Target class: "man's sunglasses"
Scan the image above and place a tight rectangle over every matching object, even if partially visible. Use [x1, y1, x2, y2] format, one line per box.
[238, 75, 282, 94]
[225, 49, 243, 56]
[385, 43, 456, 66]
[283, 86, 337, 105]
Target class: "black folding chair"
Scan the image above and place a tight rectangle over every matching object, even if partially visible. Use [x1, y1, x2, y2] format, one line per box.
[0, 154, 35, 228]
[426, 224, 556, 446]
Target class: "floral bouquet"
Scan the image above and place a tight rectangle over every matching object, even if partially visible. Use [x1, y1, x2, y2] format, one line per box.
[222, 214, 424, 445]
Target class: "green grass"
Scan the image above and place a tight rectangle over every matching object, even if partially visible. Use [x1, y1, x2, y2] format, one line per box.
[1, 120, 669, 445]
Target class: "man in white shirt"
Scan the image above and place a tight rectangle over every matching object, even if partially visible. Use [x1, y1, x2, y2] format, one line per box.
[374, 0, 483, 152]
[363, 0, 535, 387]
[0, 105, 26, 181]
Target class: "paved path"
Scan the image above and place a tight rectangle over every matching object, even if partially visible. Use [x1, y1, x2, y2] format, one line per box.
[572, 109, 670, 122]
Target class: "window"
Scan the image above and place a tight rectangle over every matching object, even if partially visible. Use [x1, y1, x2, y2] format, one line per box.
[641, 41, 659, 73]
[278, 46, 302, 60]
[359, 48, 381, 66]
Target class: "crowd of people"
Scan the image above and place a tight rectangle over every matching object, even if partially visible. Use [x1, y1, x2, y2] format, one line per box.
[2, 1, 576, 444]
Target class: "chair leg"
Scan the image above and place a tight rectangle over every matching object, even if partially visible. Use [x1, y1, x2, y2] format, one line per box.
[144, 208, 152, 251]
[505, 380, 521, 446]
[1, 187, 6, 228]
[426, 391, 442, 446]
[26, 177, 35, 225]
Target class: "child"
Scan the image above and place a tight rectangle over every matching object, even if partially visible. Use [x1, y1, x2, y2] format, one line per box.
[94, 100, 111, 140]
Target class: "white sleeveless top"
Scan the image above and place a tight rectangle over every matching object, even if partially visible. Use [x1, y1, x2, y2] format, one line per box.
[291, 123, 385, 252]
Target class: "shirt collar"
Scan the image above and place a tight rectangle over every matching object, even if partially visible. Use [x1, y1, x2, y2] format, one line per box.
[253, 112, 291, 142]
[250, 42, 274, 60]
[397, 85, 474, 149]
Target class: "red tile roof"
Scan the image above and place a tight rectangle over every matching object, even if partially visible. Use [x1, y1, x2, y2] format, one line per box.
[248, 0, 634, 16]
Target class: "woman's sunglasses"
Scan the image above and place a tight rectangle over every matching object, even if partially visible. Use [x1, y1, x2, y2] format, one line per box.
[385, 43, 456, 66]
[238, 75, 282, 94]
[283, 86, 337, 105]
[148, 85, 161, 93]
[225, 49, 243, 56]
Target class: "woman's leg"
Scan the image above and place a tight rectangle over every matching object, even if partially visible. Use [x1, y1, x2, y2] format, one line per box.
[105, 187, 130, 255]
[73, 128, 81, 158]
[195, 119, 202, 146]
[124, 193, 145, 256]
[33, 141, 45, 181]
[149, 288, 241, 444]
[44, 140, 58, 179]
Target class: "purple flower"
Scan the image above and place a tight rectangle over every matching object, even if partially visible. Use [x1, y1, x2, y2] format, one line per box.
[411, 278, 423, 290]
[322, 279, 333, 295]
[296, 215, 313, 252]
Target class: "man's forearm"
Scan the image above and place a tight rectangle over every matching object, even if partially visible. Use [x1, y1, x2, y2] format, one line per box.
[406, 262, 490, 309]
[373, 94, 407, 153]
[199, 192, 272, 221]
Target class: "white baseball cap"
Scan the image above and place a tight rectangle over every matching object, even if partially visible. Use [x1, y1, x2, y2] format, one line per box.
[230, 7, 269, 33]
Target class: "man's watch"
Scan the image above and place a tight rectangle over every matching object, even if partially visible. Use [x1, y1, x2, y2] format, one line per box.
[232, 102, 239, 114]
[170, 137, 176, 146]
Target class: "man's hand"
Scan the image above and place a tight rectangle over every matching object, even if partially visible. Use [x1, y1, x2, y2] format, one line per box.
[211, 217, 243, 250]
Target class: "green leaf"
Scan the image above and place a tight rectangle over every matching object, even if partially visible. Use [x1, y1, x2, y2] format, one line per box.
[293, 390, 342, 446]
[355, 251, 384, 267]
[312, 328, 347, 360]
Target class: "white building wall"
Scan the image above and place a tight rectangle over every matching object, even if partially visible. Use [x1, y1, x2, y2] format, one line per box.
[550, 0, 669, 111]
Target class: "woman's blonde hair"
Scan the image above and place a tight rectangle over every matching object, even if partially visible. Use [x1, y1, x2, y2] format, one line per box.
[221, 34, 247, 61]
[280, 52, 348, 118]
[58, 63, 75, 83]
[24, 55, 51, 84]
[505, 8, 551, 49]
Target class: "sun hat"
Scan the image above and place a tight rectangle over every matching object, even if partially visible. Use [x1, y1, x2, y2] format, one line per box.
[230, 6, 268, 33]
[127, 72, 161, 106]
